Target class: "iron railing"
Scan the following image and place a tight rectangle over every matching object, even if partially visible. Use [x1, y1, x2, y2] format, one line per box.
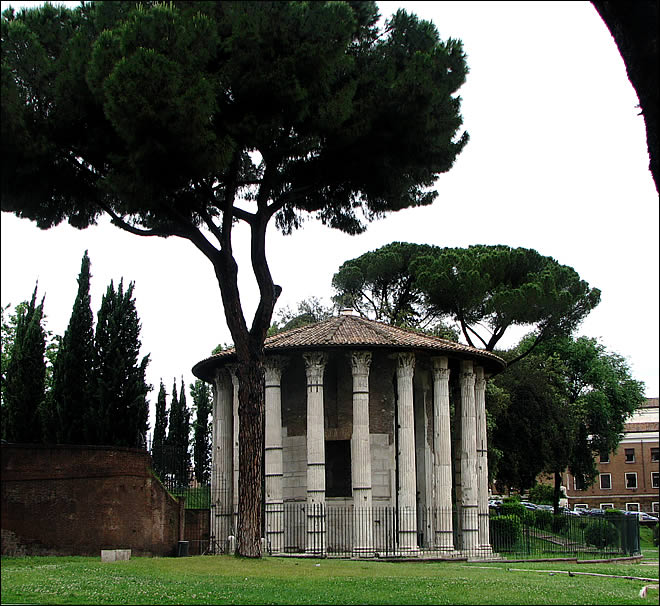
[207, 504, 640, 560]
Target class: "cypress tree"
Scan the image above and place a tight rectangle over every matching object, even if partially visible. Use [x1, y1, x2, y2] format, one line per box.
[152, 380, 168, 479]
[3, 285, 46, 443]
[179, 379, 191, 486]
[191, 379, 212, 485]
[52, 251, 96, 444]
[94, 279, 150, 447]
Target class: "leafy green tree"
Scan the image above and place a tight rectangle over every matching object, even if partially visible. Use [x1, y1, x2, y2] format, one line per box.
[152, 379, 168, 479]
[2, 285, 46, 443]
[1, 1, 469, 556]
[191, 378, 212, 485]
[332, 242, 435, 328]
[414, 245, 601, 363]
[491, 334, 645, 511]
[52, 251, 96, 444]
[93, 279, 150, 447]
[268, 297, 335, 335]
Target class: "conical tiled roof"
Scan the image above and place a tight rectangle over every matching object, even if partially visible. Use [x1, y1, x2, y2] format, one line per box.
[192, 314, 506, 381]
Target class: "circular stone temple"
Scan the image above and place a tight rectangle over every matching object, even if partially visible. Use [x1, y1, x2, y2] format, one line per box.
[192, 310, 506, 559]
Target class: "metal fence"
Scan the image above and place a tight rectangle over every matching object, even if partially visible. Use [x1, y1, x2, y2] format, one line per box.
[206, 503, 640, 560]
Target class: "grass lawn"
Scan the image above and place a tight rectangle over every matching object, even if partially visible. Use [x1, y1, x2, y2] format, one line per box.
[1, 554, 657, 605]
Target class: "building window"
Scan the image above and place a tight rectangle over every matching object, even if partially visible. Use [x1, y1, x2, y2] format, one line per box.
[625, 448, 635, 463]
[652, 472, 660, 489]
[574, 476, 586, 490]
[651, 447, 659, 462]
[626, 503, 640, 512]
[652, 502, 659, 513]
[625, 472, 637, 489]
[325, 440, 352, 498]
[599, 473, 612, 489]
[599, 452, 610, 464]
[600, 503, 614, 510]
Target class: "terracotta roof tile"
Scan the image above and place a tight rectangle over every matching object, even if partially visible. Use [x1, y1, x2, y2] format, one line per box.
[192, 315, 506, 381]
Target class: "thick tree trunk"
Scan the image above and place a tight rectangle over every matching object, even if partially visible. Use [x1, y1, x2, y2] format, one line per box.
[235, 355, 265, 558]
[553, 471, 562, 515]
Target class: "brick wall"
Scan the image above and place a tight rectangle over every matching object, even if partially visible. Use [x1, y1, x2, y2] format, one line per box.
[1, 444, 184, 557]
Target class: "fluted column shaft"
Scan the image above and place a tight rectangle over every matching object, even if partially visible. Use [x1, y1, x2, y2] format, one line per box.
[211, 370, 233, 551]
[350, 351, 373, 555]
[475, 366, 492, 553]
[304, 352, 328, 555]
[227, 365, 240, 535]
[432, 357, 454, 551]
[264, 356, 287, 554]
[460, 360, 478, 554]
[396, 352, 418, 553]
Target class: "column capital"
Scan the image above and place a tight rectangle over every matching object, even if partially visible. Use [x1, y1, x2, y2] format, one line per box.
[349, 350, 372, 376]
[226, 364, 239, 388]
[303, 351, 328, 385]
[213, 368, 231, 390]
[431, 356, 450, 382]
[396, 351, 415, 378]
[460, 359, 475, 382]
[264, 355, 288, 383]
[474, 365, 486, 390]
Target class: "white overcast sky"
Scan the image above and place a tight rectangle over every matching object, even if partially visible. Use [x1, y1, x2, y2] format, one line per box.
[2, 1, 658, 427]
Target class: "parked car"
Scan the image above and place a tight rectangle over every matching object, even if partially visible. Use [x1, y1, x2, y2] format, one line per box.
[625, 511, 659, 523]
[520, 501, 538, 510]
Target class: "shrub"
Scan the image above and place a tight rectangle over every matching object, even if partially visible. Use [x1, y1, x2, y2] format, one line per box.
[653, 523, 659, 547]
[528, 483, 554, 505]
[551, 514, 568, 534]
[533, 509, 553, 531]
[499, 502, 534, 527]
[584, 519, 619, 549]
[490, 515, 522, 551]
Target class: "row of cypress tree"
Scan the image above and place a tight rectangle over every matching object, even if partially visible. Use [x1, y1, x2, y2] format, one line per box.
[1, 251, 150, 447]
[151, 376, 212, 489]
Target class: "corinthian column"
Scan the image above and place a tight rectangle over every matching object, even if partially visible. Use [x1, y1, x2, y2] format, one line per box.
[264, 356, 287, 555]
[211, 369, 233, 552]
[475, 366, 492, 555]
[432, 356, 455, 552]
[227, 364, 240, 535]
[350, 350, 373, 556]
[460, 360, 478, 555]
[396, 352, 418, 553]
[303, 351, 328, 555]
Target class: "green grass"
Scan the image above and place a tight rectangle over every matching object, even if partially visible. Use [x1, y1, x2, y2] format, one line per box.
[1, 555, 657, 605]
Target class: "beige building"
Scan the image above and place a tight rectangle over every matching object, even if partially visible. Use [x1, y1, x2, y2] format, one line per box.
[193, 311, 505, 558]
[563, 398, 659, 513]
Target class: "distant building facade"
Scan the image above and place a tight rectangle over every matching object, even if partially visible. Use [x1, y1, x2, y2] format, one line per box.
[563, 398, 659, 513]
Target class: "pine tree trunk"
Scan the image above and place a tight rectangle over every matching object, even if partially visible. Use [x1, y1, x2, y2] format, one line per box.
[236, 356, 265, 557]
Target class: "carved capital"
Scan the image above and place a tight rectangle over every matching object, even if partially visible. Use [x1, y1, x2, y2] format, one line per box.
[474, 365, 486, 390]
[264, 355, 288, 384]
[396, 352, 415, 378]
[303, 351, 328, 384]
[431, 356, 450, 382]
[349, 351, 372, 376]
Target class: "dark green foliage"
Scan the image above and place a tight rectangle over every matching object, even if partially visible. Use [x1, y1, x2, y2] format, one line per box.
[93, 279, 150, 447]
[151, 380, 168, 479]
[2, 285, 46, 443]
[52, 251, 96, 444]
[166, 378, 190, 488]
[528, 482, 555, 505]
[489, 515, 522, 551]
[413, 245, 601, 359]
[332, 242, 435, 327]
[190, 379, 212, 485]
[653, 523, 659, 547]
[1, 0, 470, 558]
[533, 509, 553, 531]
[268, 297, 335, 335]
[584, 519, 619, 549]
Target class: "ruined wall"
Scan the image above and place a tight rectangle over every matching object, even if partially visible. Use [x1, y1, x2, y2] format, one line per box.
[1, 444, 183, 557]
